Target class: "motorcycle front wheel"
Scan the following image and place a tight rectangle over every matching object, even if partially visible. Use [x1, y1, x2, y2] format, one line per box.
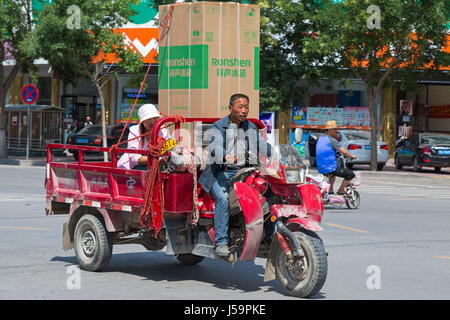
[274, 229, 327, 298]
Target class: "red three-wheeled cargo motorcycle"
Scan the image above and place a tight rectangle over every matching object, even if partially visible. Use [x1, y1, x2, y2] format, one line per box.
[45, 117, 327, 298]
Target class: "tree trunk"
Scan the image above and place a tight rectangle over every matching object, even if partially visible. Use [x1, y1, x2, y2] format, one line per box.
[95, 81, 109, 162]
[367, 87, 377, 171]
[0, 62, 21, 159]
[277, 107, 291, 145]
[0, 93, 6, 159]
[0, 64, 6, 159]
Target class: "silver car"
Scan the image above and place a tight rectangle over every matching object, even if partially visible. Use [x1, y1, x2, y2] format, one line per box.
[339, 130, 389, 171]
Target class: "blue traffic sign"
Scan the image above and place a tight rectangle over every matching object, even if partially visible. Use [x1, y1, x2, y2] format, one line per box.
[20, 84, 39, 105]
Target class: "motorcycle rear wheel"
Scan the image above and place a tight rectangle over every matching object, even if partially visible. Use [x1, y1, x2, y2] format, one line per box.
[345, 190, 360, 209]
[74, 214, 113, 272]
[275, 230, 327, 298]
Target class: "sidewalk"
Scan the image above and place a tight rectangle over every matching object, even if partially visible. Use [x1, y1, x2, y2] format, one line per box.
[0, 152, 72, 167]
[0, 155, 48, 167]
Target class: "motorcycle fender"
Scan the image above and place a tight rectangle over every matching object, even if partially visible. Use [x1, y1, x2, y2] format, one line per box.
[296, 184, 323, 222]
[264, 238, 279, 282]
[286, 217, 323, 232]
[62, 222, 72, 251]
[270, 205, 322, 231]
[233, 182, 264, 261]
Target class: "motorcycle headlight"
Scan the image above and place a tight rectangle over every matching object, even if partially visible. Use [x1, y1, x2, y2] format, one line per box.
[285, 168, 306, 184]
[285, 169, 299, 183]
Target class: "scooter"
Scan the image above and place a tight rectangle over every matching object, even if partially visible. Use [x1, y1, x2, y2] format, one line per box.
[306, 154, 361, 209]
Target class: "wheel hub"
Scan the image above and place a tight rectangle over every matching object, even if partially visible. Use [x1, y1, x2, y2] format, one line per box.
[286, 254, 309, 281]
[81, 230, 96, 257]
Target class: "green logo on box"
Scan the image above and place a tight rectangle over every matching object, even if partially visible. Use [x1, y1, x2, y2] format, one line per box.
[159, 45, 209, 89]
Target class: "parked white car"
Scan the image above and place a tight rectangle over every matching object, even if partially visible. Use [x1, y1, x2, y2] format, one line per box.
[339, 130, 389, 171]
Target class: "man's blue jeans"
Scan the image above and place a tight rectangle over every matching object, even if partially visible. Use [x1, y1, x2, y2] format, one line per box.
[210, 169, 238, 247]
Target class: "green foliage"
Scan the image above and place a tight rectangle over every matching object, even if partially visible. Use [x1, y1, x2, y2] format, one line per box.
[301, 0, 449, 91]
[34, 0, 144, 85]
[301, 0, 449, 170]
[0, 0, 39, 76]
[258, 0, 310, 111]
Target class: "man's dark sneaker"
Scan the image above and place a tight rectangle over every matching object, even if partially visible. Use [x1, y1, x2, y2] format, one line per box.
[215, 244, 230, 257]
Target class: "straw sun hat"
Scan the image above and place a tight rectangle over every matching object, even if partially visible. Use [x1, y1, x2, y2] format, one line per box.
[325, 120, 338, 130]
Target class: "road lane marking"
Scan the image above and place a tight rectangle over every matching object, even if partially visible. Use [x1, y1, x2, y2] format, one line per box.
[0, 226, 50, 231]
[435, 256, 450, 260]
[324, 223, 368, 233]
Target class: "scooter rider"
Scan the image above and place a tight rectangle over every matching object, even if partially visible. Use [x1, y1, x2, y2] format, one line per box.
[199, 93, 272, 257]
[316, 120, 357, 195]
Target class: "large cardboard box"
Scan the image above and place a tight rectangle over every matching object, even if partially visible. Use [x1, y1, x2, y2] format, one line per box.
[158, 2, 260, 119]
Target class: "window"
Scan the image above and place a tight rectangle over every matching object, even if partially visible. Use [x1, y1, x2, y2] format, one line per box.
[37, 77, 52, 105]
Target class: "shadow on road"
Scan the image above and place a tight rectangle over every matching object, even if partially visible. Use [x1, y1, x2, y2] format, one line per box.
[51, 251, 325, 299]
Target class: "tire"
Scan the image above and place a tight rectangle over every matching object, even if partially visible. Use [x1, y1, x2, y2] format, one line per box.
[345, 190, 360, 209]
[274, 230, 328, 298]
[176, 254, 205, 265]
[73, 214, 113, 272]
[376, 163, 385, 171]
[434, 167, 441, 173]
[413, 156, 422, 172]
[394, 155, 403, 170]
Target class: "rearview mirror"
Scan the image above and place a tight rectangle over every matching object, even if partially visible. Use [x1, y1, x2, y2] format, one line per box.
[294, 128, 303, 144]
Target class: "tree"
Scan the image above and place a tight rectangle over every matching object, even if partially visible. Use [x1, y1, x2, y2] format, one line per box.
[258, 0, 310, 112]
[301, 0, 449, 170]
[150, 0, 311, 143]
[0, 0, 39, 159]
[35, 0, 144, 160]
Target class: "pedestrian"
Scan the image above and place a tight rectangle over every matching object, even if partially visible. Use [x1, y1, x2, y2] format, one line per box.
[84, 116, 94, 129]
[67, 119, 78, 135]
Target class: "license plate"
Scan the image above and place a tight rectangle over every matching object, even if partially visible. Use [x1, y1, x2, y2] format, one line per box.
[77, 138, 88, 143]
[160, 138, 177, 155]
[364, 145, 371, 150]
[438, 150, 450, 155]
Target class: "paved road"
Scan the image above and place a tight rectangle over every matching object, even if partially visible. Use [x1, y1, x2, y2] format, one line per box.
[0, 164, 449, 300]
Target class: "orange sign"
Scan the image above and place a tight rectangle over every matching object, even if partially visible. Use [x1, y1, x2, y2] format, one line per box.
[429, 105, 450, 118]
[107, 28, 159, 64]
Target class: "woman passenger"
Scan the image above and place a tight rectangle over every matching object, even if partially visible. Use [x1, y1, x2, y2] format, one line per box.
[117, 104, 170, 170]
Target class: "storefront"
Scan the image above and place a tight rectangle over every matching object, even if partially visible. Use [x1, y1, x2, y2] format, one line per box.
[61, 79, 102, 135]
[395, 82, 450, 141]
[421, 84, 450, 133]
[289, 79, 382, 158]
[115, 71, 158, 124]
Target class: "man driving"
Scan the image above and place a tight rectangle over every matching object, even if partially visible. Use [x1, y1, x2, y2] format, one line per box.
[199, 93, 272, 257]
[316, 120, 357, 195]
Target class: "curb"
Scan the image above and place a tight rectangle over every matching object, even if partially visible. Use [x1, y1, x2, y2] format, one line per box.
[0, 159, 47, 167]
